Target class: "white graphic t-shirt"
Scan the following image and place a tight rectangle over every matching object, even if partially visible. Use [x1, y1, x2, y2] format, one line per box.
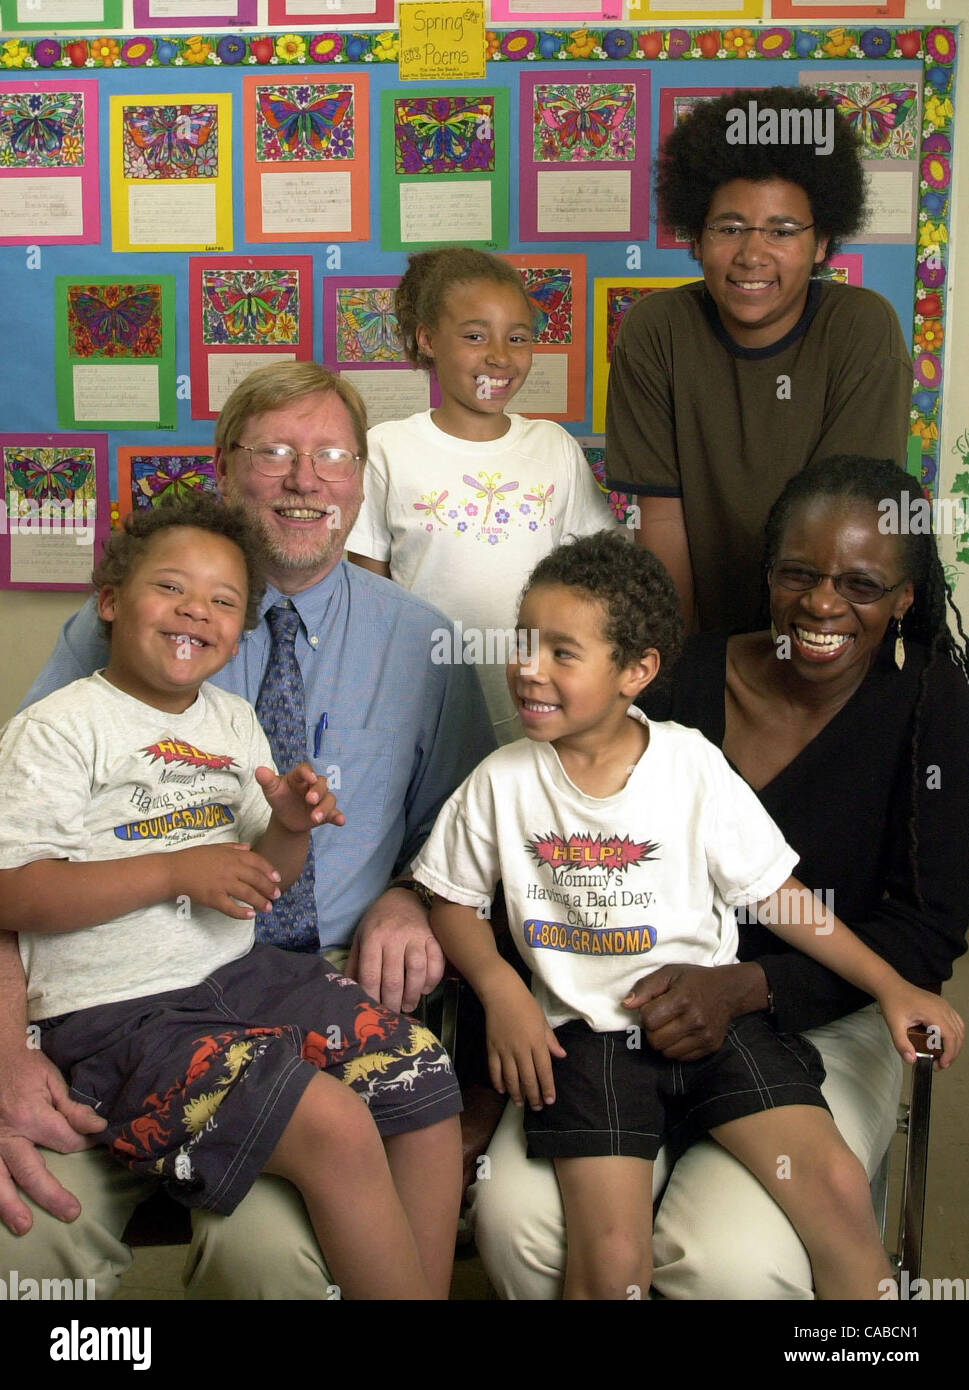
[412, 711, 799, 1032]
[348, 411, 620, 744]
[0, 674, 274, 1020]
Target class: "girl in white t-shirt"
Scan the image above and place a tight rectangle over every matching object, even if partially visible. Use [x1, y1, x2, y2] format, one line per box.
[348, 247, 618, 744]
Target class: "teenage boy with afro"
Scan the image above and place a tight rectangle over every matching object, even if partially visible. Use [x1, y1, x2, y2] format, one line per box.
[606, 86, 913, 633]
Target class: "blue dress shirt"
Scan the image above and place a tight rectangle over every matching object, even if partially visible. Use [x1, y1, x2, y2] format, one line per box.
[20, 560, 496, 951]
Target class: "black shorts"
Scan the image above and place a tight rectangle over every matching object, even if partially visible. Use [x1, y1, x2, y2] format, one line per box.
[40, 944, 462, 1216]
[524, 1013, 828, 1163]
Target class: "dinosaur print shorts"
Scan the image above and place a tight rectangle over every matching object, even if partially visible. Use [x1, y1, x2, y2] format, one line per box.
[39, 944, 462, 1215]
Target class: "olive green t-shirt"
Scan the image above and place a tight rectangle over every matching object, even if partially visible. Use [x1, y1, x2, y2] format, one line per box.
[605, 280, 913, 632]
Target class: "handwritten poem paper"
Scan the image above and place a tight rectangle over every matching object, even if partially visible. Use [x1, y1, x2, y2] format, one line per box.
[399, 180, 491, 243]
[73, 365, 159, 424]
[537, 171, 630, 235]
[341, 369, 431, 426]
[282, 0, 379, 9]
[17, 0, 103, 18]
[510, 354, 568, 415]
[399, 2, 486, 82]
[128, 184, 216, 246]
[863, 171, 916, 239]
[0, 178, 83, 239]
[207, 352, 296, 413]
[9, 533, 94, 587]
[261, 172, 352, 236]
[147, 1, 241, 15]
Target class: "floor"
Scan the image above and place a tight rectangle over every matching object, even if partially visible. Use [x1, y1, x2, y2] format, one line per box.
[115, 951, 969, 1301]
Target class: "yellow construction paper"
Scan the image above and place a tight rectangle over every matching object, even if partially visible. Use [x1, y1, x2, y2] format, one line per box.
[398, 1, 486, 82]
[592, 276, 697, 432]
[109, 92, 233, 254]
[627, 0, 761, 19]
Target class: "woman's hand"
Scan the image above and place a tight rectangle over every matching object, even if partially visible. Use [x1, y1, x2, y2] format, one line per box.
[877, 983, 964, 1068]
[484, 978, 566, 1110]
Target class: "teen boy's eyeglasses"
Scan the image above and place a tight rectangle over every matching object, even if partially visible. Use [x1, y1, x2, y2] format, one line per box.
[234, 443, 362, 482]
[769, 562, 906, 605]
[703, 222, 816, 246]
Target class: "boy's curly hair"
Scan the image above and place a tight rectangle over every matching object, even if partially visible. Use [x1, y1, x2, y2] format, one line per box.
[656, 86, 867, 261]
[524, 530, 683, 676]
[93, 493, 266, 637]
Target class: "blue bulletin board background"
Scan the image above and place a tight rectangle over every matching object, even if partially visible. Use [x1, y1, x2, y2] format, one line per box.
[0, 25, 958, 512]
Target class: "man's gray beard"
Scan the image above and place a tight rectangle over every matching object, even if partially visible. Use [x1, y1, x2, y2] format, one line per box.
[223, 482, 359, 574]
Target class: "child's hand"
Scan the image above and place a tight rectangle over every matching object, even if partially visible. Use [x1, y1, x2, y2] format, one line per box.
[878, 983, 964, 1068]
[166, 844, 283, 920]
[485, 980, 566, 1110]
[255, 763, 345, 835]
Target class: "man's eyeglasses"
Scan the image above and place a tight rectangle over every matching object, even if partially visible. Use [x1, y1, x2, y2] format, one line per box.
[235, 443, 362, 482]
[703, 222, 816, 246]
[769, 562, 905, 605]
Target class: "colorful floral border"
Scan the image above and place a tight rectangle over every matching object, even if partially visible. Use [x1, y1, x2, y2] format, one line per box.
[0, 23, 956, 492]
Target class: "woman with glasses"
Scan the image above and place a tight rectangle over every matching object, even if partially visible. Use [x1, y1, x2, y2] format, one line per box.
[470, 453, 969, 1299]
[605, 86, 912, 635]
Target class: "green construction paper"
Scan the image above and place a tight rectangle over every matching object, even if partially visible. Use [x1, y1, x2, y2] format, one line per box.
[0, 1, 122, 31]
[379, 86, 509, 252]
[55, 275, 177, 432]
[906, 433, 924, 480]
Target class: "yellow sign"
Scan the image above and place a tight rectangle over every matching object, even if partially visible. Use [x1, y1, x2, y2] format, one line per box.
[398, 1, 486, 82]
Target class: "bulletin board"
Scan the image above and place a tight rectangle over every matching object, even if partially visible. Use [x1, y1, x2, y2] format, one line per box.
[0, 20, 958, 563]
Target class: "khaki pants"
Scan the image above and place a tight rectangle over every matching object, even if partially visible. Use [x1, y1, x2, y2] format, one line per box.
[468, 1005, 902, 1300]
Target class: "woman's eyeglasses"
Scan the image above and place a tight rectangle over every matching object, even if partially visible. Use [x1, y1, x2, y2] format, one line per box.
[769, 562, 905, 605]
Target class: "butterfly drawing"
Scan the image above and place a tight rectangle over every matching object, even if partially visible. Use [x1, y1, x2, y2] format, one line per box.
[123, 104, 218, 178]
[606, 287, 653, 362]
[535, 85, 635, 160]
[68, 284, 161, 357]
[6, 449, 92, 504]
[203, 271, 299, 345]
[257, 87, 352, 158]
[395, 98, 494, 175]
[336, 288, 403, 364]
[131, 455, 217, 510]
[520, 268, 572, 345]
[0, 92, 80, 163]
[816, 85, 918, 154]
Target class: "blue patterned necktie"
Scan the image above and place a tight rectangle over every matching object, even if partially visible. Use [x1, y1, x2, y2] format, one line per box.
[254, 603, 318, 952]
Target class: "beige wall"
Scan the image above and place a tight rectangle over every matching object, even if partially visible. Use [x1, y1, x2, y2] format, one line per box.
[0, 589, 88, 722]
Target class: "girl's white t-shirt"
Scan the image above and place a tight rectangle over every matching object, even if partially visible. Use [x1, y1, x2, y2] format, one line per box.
[348, 411, 620, 743]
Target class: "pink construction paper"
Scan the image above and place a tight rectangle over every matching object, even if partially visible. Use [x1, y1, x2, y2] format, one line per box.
[491, 0, 620, 21]
[519, 69, 650, 245]
[0, 80, 99, 247]
[132, 1, 257, 25]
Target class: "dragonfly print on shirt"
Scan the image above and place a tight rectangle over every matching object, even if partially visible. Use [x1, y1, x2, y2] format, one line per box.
[408, 471, 559, 543]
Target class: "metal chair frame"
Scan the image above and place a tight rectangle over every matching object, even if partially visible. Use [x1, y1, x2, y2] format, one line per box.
[872, 1024, 936, 1281]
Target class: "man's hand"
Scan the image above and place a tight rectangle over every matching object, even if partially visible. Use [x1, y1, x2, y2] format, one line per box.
[255, 763, 345, 834]
[0, 1047, 106, 1235]
[622, 963, 765, 1061]
[346, 887, 445, 1015]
